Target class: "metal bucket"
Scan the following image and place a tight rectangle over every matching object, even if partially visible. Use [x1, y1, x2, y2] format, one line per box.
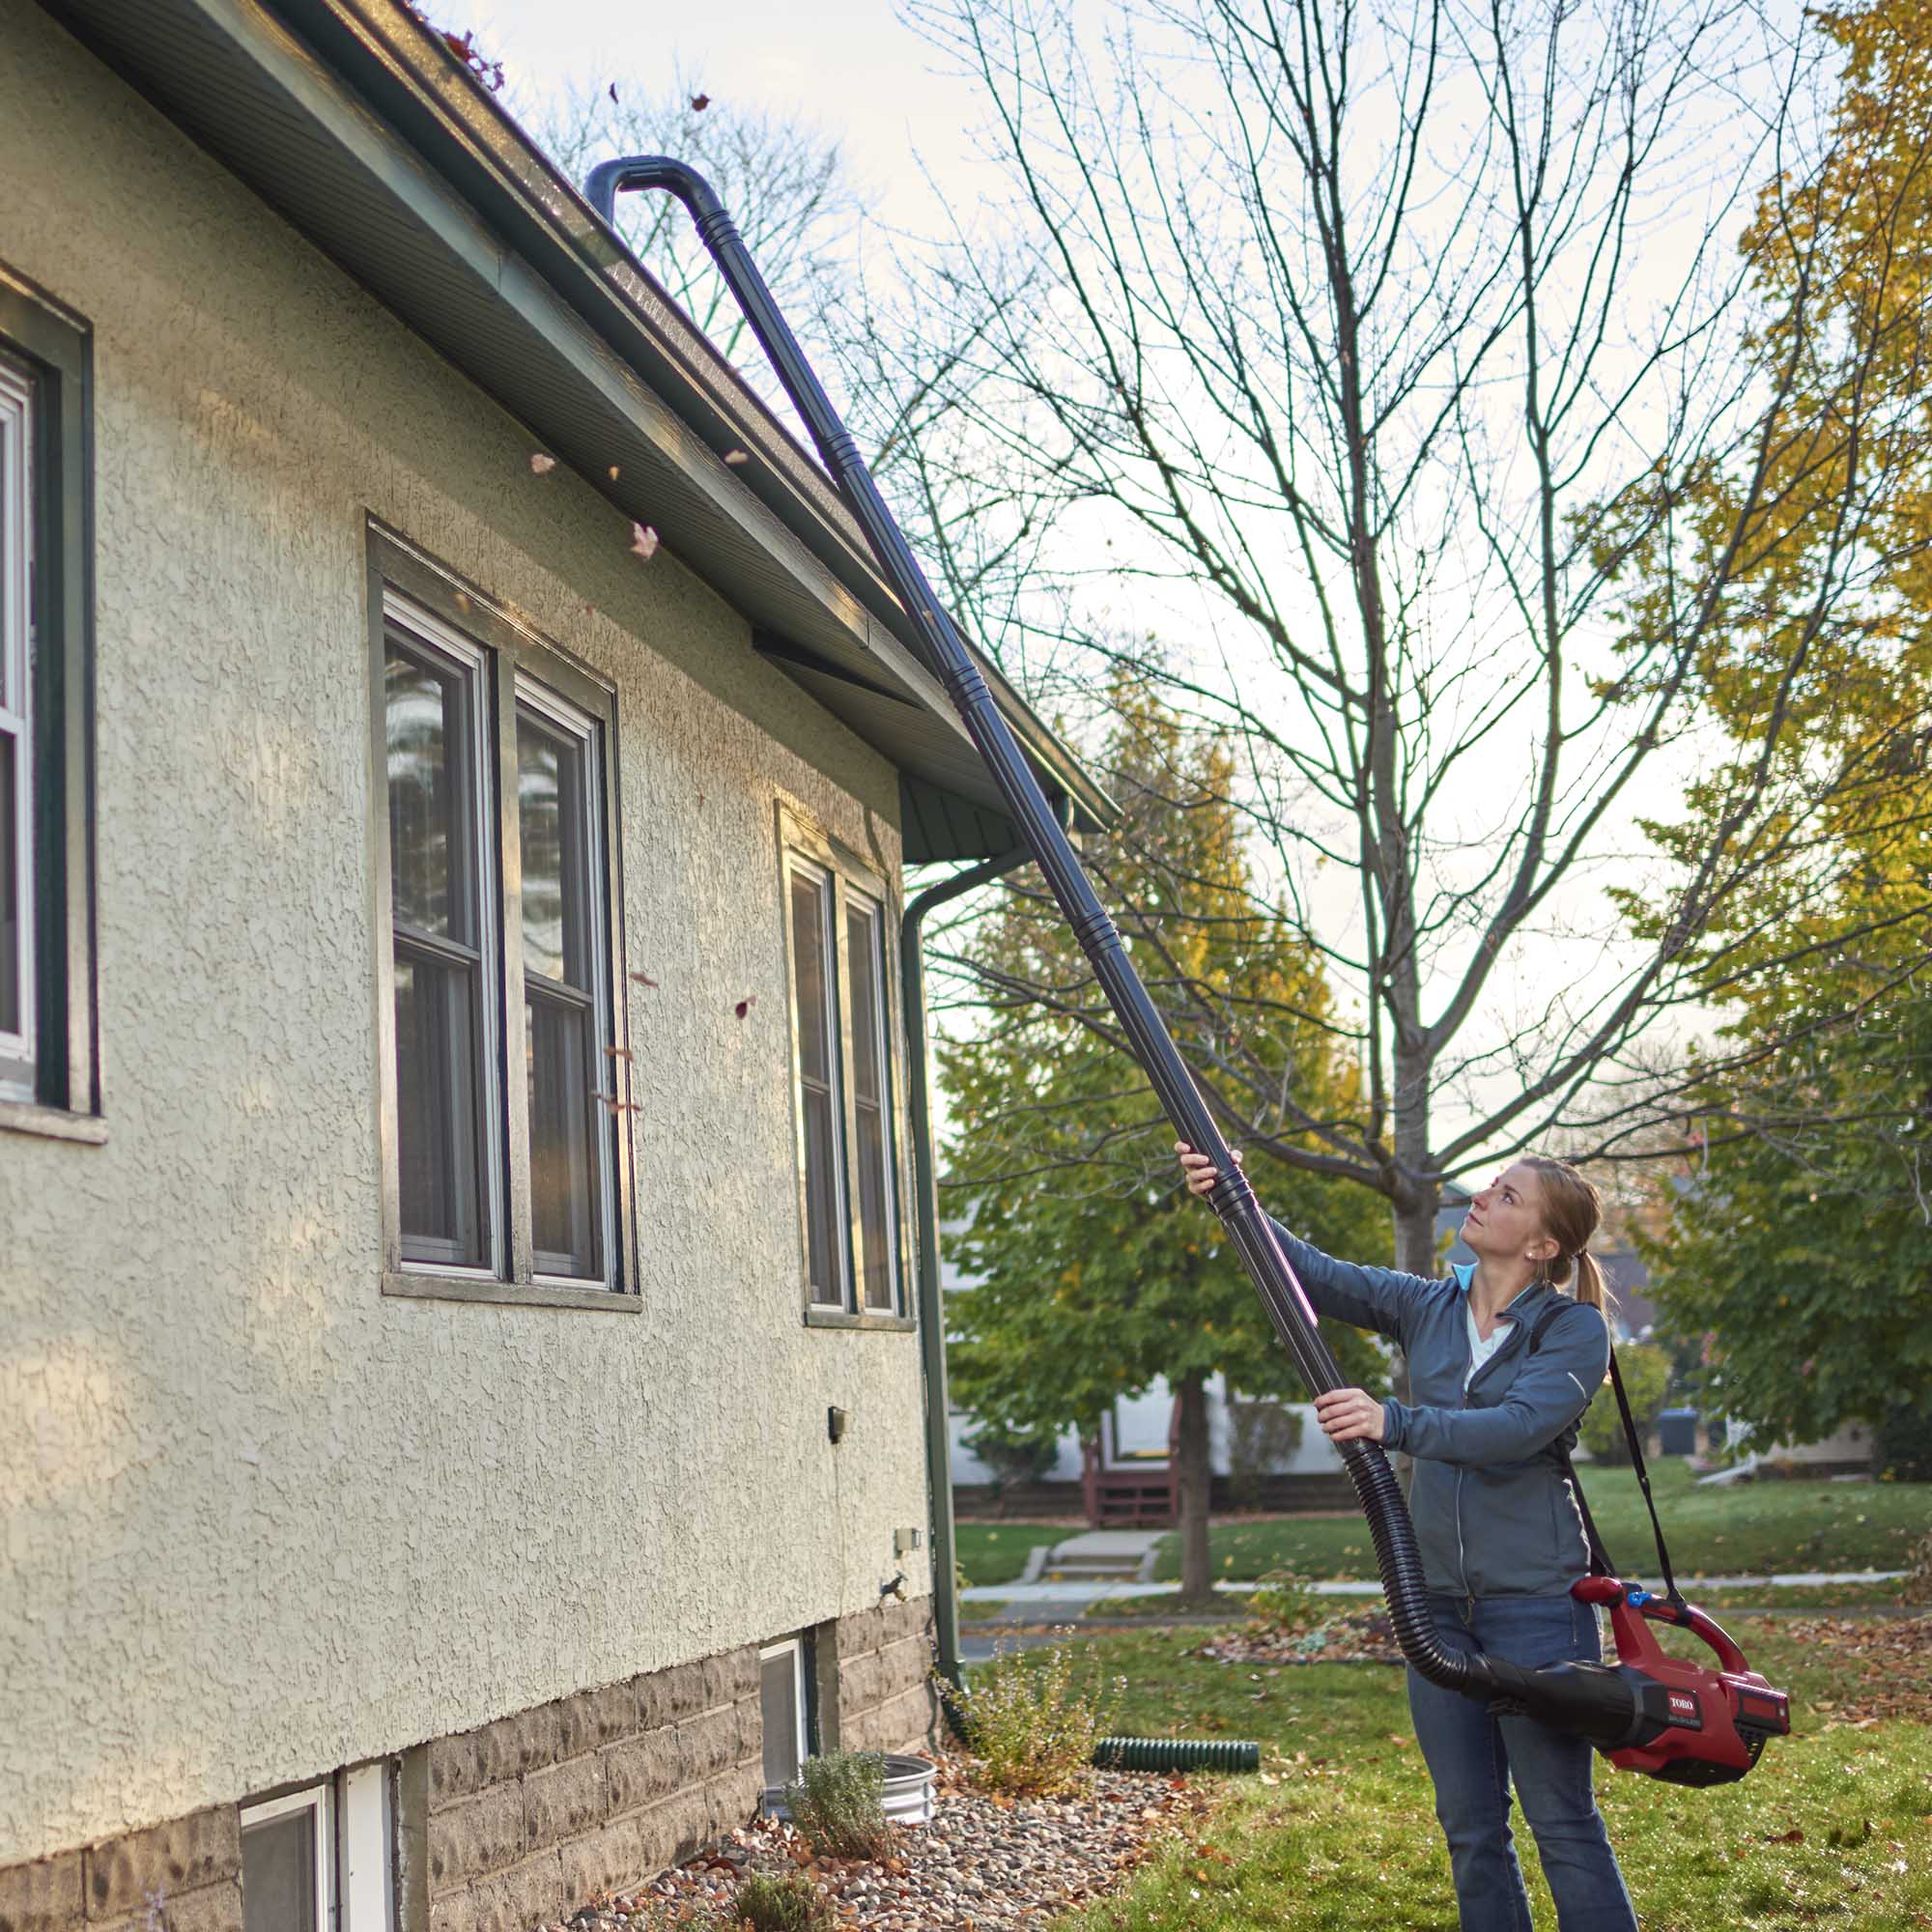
[762, 1753, 938, 1828]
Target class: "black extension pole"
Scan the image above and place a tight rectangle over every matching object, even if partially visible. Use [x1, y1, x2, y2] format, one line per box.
[582, 155, 1610, 1722]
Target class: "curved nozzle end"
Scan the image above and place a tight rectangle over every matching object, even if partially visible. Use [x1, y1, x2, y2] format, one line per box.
[583, 155, 725, 226]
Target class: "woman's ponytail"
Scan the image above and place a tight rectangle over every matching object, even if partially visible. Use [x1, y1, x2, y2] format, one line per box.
[1521, 1154, 1618, 1322]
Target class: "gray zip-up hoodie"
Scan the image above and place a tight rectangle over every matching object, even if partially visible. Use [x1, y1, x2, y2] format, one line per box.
[1267, 1217, 1608, 1599]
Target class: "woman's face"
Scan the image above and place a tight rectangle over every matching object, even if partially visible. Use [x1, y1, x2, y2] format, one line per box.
[1462, 1163, 1559, 1271]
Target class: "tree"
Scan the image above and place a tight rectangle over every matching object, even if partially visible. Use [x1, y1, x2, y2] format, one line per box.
[893, 0, 1927, 1295]
[1620, 0, 1932, 1446]
[940, 678, 1389, 1604]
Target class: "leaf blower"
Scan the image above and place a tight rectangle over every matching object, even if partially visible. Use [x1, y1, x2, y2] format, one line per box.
[582, 155, 1791, 1784]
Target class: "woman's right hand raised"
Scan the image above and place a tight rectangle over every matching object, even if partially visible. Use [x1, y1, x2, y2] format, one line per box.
[1176, 1141, 1241, 1201]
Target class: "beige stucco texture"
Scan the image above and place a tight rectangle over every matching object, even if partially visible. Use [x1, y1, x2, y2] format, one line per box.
[0, 9, 934, 1862]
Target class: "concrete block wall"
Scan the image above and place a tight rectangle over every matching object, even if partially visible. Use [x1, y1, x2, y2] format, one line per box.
[416, 1647, 762, 1932]
[0, 1804, 242, 1932]
[825, 1597, 939, 1756]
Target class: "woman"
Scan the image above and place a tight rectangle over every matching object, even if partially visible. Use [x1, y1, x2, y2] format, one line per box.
[1177, 1143, 1638, 1932]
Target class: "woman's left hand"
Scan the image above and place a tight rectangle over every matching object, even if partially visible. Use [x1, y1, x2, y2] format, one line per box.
[1314, 1387, 1385, 1443]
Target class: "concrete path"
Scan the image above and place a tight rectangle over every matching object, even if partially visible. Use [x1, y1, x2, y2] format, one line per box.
[1022, 1529, 1166, 1584]
[963, 1567, 1908, 1607]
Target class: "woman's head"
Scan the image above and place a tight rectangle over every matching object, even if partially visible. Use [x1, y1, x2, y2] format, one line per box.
[1461, 1155, 1611, 1310]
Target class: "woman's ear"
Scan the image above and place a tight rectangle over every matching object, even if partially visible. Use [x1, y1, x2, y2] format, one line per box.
[1526, 1235, 1560, 1268]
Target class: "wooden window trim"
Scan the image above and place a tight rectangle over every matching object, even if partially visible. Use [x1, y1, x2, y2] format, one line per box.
[0, 264, 99, 1140]
[776, 801, 916, 1330]
[367, 525, 639, 1305]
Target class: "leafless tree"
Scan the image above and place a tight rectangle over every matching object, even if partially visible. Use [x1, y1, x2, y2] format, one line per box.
[896, 0, 1932, 1274]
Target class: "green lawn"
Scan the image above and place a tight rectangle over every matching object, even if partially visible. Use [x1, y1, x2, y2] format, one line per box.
[954, 1520, 1070, 1587]
[992, 1617, 1932, 1931]
[1151, 1464, 1930, 1584]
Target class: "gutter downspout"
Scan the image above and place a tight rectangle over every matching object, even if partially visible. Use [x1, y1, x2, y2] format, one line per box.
[901, 843, 1036, 1689]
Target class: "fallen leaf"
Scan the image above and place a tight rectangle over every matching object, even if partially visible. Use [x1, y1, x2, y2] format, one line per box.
[609, 464, 621, 481]
[603, 1045, 634, 1060]
[724, 448, 750, 466]
[691, 91, 711, 110]
[1765, 1828, 1804, 1844]
[630, 522, 660, 560]
[630, 972, 659, 988]
[734, 996, 756, 1019]
[529, 452, 556, 474]
[608, 81, 619, 103]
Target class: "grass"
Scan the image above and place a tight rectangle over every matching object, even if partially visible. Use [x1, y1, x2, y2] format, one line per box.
[1082, 1580, 1919, 1619]
[955, 1520, 1070, 1587]
[988, 1617, 1932, 1931]
[1150, 1463, 1929, 1584]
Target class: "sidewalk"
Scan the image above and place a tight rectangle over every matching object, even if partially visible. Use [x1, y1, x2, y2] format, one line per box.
[962, 1567, 1908, 1607]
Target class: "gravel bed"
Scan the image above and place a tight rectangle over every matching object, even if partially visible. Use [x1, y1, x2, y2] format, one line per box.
[532, 1751, 1210, 1931]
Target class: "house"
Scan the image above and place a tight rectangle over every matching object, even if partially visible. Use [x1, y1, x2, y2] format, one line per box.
[0, 3, 1111, 1928]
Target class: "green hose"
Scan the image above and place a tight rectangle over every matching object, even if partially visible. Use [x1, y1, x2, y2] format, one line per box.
[1091, 1735, 1261, 1773]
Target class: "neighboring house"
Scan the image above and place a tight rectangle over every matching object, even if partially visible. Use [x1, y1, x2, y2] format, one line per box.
[0, 6, 1109, 1930]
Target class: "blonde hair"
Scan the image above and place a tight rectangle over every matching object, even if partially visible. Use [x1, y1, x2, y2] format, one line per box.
[1520, 1154, 1616, 1317]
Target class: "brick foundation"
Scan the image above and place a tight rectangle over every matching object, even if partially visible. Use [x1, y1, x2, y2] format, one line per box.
[0, 1805, 242, 1932]
[821, 1596, 939, 1756]
[411, 1647, 764, 1932]
[0, 1606, 937, 1932]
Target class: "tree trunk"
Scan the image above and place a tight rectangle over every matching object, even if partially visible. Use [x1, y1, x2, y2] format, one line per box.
[1387, 1047, 1440, 1500]
[1175, 1372, 1215, 1607]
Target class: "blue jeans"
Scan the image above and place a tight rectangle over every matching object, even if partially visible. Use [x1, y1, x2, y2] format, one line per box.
[1406, 1593, 1638, 1932]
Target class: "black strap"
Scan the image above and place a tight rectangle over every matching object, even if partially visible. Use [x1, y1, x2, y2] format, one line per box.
[1530, 1301, 1686, 1609]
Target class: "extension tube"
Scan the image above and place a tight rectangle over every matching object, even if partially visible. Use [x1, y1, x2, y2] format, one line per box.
[582, 155, 1630, 1743]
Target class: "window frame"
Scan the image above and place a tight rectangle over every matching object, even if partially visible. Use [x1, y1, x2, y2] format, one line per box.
[0, 264, 99, 1144]
[241, 1781, 334, 1932]
[757, 1635, 812, 1800]
[368, 526, 638, 1311]
[776, 803, 915, 1331]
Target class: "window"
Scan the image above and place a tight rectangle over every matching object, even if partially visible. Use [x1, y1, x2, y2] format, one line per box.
[759, 1637, 811, 1799]
[0, 267, 98, 1138]
[779, 809, 910, 1325]
[371, 531, 634, 1306]
[242, 1785, 331, 1932]
[242, 1765, 393, 1932]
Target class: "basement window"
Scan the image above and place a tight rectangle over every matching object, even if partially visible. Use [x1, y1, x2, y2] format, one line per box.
[242, 1785, 332, 1932]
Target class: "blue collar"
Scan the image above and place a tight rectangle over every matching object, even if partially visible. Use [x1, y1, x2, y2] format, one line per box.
[1453, 1262, 1546, 1322]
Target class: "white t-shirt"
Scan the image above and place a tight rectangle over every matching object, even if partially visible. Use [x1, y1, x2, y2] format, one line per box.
[1464, 1304, 1515, 1390]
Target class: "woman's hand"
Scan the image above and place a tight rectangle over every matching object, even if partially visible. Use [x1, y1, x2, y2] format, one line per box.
[1314, 1387, 1386, 1443]
[1176, 1140, 1241, 1201]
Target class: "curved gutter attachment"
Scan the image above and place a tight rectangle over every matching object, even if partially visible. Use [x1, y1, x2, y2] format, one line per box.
[584, 155, 1645, 1737]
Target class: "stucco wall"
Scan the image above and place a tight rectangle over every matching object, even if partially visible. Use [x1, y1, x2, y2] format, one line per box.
[0, 7, 933, 1862]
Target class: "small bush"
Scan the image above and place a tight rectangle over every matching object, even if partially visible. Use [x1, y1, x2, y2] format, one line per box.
[1245, 1567, 1321, 1633]
[781, 1749, 891, 1861]
[964, 1640, 1120, 1798]
[1578, 1343, 1672, 1464]
[1228, 1398, 1305, 1510]
[1874, 1404, 1932, 1482]
[732, 1872, 834, 1932]
[1905, 1529, 1932, 1607]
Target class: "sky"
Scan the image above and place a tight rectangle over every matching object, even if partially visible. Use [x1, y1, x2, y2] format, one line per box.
[466, 0, 1797, 1182]
[471, 0, 989, 228]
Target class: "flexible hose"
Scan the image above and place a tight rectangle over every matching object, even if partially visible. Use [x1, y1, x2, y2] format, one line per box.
[1093, 1737, 1261, 1773]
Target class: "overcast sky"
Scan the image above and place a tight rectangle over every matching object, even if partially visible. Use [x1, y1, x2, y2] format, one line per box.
[473, 0, 983, 229]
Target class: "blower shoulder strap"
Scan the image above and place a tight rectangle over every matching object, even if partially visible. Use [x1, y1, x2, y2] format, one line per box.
[1529, 1300, 1686, 1608]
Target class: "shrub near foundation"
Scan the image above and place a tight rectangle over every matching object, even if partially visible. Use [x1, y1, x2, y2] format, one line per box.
[962, 1641, 1122, 1798]
[731, 1872, 834, 1932]
[781, 1749, 892, 1861]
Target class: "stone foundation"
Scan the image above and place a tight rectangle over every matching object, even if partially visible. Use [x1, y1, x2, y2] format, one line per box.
[409, 1647, 763, 1932]
[822, 1596, 939, 1756]
[0, 1804, 242, 1932]
[0, 1605, 937, 1932]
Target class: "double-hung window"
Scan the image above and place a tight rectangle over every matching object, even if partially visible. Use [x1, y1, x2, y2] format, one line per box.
[373, 532, 634, 1305]
[0, 266, 98, 1139]
[780, 809, 910, 1325]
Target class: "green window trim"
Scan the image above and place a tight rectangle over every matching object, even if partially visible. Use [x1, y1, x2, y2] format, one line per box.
[365, 524, 639, 1304]
[0, 262, 99, 1139]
